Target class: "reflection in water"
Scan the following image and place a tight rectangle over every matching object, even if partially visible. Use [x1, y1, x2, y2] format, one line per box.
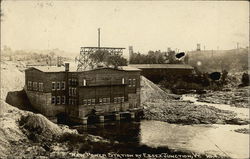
[78, 121, 141, 144]
[77, 120, 249, 159]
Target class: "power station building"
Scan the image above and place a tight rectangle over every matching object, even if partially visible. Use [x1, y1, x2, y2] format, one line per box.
[24, 63, 141, 124]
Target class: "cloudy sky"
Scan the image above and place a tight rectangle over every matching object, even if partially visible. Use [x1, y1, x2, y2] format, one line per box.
[1, 1, 249, 55]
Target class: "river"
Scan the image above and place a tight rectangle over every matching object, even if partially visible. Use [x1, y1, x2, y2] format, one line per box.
[77, 120, 249, 158]
[181, 95, 249, 119]
[77, 95, 249, 159]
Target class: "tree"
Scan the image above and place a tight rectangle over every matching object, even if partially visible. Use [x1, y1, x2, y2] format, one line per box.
[89, 50, 128, 68]
[106, 55, 128, 68]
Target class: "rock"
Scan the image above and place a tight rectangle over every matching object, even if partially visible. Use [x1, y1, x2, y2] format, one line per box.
[234, 128, 250, 134]
[215, 119, 224, 124]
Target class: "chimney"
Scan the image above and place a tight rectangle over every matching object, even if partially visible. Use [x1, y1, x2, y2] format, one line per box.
[57, 56, 61, 67]
[65, 63, 69, 72]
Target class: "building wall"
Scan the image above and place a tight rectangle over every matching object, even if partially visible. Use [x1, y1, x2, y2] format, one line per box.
[78, 86, 127, 103]
[140, 68, 194, 83]
[25, 67, 141, 121]
[26, 90, 65, 117]
[77, 102, 130, 118]
[128, 88, 140, 109]
[25, 69, 67, 94]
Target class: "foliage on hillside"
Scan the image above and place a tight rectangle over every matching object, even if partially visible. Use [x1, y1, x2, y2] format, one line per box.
[129, 50, 188, 64]
[1, 46, 71, 66]
[188, 48, 248, 73]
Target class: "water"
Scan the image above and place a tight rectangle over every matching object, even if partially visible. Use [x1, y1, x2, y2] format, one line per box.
[76, 95, 249, 158]
[140, 121, 249, 159]
[77, 120, 249, 158]
[181, 95, 249, 119]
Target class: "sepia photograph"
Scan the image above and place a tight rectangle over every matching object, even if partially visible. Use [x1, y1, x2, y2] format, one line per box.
[0, 0, 249, 158]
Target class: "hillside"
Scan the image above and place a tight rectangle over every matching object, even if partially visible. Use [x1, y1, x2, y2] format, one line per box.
[1, 47, 74, 66]
[188, 48, 249, 73]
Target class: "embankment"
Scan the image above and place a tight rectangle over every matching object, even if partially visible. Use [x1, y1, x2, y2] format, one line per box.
[141, 76, 249, 125]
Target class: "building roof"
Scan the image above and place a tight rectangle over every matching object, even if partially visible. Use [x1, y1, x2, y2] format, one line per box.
[119, 66, 141, 71]
[26, 65, 77, 72]
[27, 65, 140, 73]
[128, 64, 194, 70]
[82, 66, 141, 72]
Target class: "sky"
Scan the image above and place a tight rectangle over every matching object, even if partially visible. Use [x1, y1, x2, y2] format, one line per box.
[1, 1, 249, 56]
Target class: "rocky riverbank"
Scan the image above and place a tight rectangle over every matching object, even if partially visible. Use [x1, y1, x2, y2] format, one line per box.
[197, 87, 249, 108]
[0, 100, 111, 158]
[234, 128, 250, 134]
[141, 77, 249, 125]
[142, 99, 248, 125]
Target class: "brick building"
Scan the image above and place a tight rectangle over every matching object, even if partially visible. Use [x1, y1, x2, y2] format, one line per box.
[24, 64, 141, 124]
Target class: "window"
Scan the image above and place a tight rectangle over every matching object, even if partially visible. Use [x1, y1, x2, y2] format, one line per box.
[72, 99, 75, 105]
[106, 98, 110, 104]
[61, 82, 65, 90]
[61, 96, 65, 104]
[103, 98, 107, 104]
[121, 97, 124, 103]
[28, 81, 32, 90]
[83, 99, 87, 105]
[52, 82, 56, 91]
[73, 88, 77, 96]
[69, 98, 72, 105]
[38, 82, 43, 91]
[99, 98, 102, 105]
[87, 99, 91, 105]
[83, 79, 86, 86]
[70, 88, 75, 96]
[33, 82, 37, 90]
[128, 79, 132, 87]
[51, 96, 55, 104]
[133, 79, 136, 87]
[56, 96, 61, 104]
[69, 79, 72, 85]
[117, 97, 121, 103]
[122, 78, 125, 84]
[56, 82, 60, 90]
[91, 99, 95, 105]
[114, 97, 117, 103]
[69, 87, 72, 96]
[72, 78, 77, 85]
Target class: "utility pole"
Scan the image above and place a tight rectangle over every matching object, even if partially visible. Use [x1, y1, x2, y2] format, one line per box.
[236, 42, 240, 54]
[98, 28, 101, 48]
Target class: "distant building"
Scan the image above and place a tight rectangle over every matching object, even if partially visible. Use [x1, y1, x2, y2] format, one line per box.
[24, 64, 141, 124]
[197, 44, 201, 51]
[129, 64, 194, 83]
